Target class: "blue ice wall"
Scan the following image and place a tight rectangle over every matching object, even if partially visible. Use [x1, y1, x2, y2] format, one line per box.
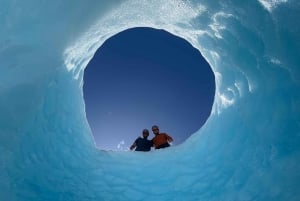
[1, 0, 300, 200]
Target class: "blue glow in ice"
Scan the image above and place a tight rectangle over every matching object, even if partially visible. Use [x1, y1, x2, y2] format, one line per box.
[0, 0, 299, 200]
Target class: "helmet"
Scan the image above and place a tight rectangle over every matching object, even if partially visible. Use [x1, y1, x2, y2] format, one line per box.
[152, 125, 159, 130]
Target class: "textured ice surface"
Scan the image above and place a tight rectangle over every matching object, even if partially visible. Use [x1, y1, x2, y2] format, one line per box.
[1, 0, 300, 200]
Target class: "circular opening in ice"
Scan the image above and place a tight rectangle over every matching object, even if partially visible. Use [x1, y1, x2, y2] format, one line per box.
[83, 27, 215, 151]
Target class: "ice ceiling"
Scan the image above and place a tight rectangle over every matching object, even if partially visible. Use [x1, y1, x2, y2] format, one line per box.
[0, 0, 299, 200]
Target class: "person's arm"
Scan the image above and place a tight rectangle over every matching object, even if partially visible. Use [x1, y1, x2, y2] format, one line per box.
[130, 142, 137, 150]
[130, 137, 140, 150]
[166, 134, 173, 143]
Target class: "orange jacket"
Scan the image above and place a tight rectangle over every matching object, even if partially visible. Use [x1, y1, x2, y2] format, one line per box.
[152, 133, 173, 148]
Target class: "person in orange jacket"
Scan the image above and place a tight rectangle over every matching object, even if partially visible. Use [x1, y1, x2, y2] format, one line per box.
[151, 125, 173, 149]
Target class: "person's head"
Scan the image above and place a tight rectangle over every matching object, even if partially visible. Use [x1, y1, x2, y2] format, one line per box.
[151, 125, 160, 135]
[142, 129, 149, 138]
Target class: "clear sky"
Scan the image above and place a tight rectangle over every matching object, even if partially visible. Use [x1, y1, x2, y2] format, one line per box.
[83, 27, 215, 151]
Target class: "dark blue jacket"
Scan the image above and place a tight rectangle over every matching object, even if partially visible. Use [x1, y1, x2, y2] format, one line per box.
[134, 137, 153, 151]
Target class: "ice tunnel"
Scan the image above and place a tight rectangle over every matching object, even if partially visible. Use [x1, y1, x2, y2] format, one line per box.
[1, 0, 300, 201]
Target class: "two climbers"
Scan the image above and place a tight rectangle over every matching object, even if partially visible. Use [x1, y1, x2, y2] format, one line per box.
[130, 125, 173, 151]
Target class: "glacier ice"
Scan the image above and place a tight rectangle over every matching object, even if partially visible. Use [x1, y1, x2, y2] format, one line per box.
[1, 0, 300, 201]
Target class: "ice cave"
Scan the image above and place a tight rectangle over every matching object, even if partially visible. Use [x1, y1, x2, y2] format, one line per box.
[1, 0, 300, 201]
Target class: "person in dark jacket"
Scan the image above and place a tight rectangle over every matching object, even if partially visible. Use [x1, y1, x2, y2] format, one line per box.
[130, 129, 153, 151]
